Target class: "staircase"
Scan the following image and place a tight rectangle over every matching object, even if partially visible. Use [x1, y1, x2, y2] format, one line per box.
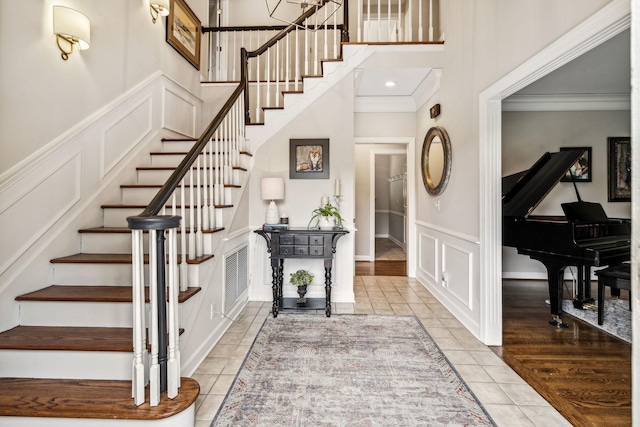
[0, 137, 251, 426]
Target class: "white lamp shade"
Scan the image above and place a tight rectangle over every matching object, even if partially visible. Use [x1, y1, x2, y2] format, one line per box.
[261, 177, 284, 200]
[53, 6, 91, 50]
[151, 0, 171, 16]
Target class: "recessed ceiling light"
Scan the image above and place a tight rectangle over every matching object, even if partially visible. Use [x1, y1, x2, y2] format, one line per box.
[385, 81, 396, 87]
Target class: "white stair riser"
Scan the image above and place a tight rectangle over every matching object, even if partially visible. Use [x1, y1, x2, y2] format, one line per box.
[0, 350, 132, 380]
[104, 206, 232, 228]
[150, 153, 245, 168]
[52, 262, 205, 286]
[136, 169, 237, 186]
[19, 299, 195, 328]
[121, 186, 222, 205]
[81, 231, 221, 254]
[161, 140, 197, 151]
[19, 302, 134, 327]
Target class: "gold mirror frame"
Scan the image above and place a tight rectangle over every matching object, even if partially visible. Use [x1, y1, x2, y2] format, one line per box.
[421, 126, 452, 196]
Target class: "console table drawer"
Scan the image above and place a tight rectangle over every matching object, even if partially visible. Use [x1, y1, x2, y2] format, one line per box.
[309, 246, 324, 256]
[279, 245, 294, 255]
[294, 246, 309, 255]
[309, 235, 324, 245]
[294, 235, 308, 245]
[279, 235, 294, 245]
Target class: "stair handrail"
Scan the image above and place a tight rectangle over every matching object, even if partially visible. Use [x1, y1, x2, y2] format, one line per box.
[126, 1, 345, 408]
[242, 0, 348, 123]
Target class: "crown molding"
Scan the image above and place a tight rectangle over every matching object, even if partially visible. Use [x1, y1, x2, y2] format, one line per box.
[502, 93, 630, 111]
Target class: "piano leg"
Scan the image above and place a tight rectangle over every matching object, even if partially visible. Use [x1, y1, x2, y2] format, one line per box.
[572, 265, 596, 310]
[533, 258, 569, 328]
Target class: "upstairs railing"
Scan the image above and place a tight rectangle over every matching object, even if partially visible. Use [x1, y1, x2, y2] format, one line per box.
[126, 0, 342, 408]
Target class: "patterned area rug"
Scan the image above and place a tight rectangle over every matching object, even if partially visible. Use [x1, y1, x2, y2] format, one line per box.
[562, 299, 631, 344]
[212, 314, 495, 426]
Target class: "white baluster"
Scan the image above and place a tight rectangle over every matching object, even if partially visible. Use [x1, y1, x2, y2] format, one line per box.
[333, 4, 338, 57]
[232, 31, 237, 80]
[202, 146, 210, 231]
[297, 25, 302, 89]
[216, 30, 221, 80]
[357, 0, 362, 42]
[285, 33, 290, 91]
[256, 49, 261, 122]
[215, 136, 220, 206]
[275, 42, 280, 108]
[377, 0, 381, 42]
[148, 229, 160, 406]
[304, 18, 309, 76]
[314, 14, 319, 74]
[387, 0, 391, 41]
[419, 0, 423, 42]
[266, 46, 271, 109]
[195, 156, 203, 257]
[188, 168, 195, 260]
[397, 0, 402, 42]
[429, 0, 434, 41]
[323, 5, 328, 59]
[180, 180, 187, 290]
[167, 227, 180, 398]
[208, 139, 216, 228]
[131, 229, 146, 406]
[367, 0, 371, 41]
[408, 0, 413, 42]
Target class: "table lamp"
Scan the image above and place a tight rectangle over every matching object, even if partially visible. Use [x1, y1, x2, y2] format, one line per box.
[261, 177, 285, 224]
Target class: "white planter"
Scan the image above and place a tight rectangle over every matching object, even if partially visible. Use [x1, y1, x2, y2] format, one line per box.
[318, 216, 336, 230]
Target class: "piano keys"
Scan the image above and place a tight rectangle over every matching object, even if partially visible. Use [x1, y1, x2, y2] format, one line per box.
[502, 149, 631, 327]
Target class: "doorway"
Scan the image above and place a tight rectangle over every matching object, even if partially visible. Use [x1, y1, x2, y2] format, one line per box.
[354, 137, 416, 277]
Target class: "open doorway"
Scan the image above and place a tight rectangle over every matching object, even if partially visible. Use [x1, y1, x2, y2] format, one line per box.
[354, 138, 416, 277]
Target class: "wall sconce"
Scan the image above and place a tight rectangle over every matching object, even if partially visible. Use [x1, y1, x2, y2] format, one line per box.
[150, 0, 171, 24]
[261, 178, 285, 225]
[53, 6, 91, 60]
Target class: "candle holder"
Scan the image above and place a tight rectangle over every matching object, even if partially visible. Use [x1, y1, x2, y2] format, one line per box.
[332, 195, 342, 212]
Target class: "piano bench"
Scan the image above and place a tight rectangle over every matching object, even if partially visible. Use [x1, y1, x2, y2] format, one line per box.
[596, 263, 631, 326]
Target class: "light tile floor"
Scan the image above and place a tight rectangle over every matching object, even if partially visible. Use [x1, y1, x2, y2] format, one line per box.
[193, 276, 571, 427]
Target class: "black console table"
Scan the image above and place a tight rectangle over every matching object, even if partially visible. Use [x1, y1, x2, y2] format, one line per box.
[254, 227, 348, 317]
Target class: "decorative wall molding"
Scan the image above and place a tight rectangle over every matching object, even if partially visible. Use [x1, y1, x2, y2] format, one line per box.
[503, 93, 630, 111]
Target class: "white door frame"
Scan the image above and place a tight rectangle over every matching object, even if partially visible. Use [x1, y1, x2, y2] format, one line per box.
[355, 137, 417, 277]
[478, 0, 630, 345]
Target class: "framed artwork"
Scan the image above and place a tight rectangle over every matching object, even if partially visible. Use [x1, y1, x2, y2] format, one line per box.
[289, 139, 329, 179]
[560, 147, 592, 182]
[167, 0, 201, 70]
[607, 137, 631, 202]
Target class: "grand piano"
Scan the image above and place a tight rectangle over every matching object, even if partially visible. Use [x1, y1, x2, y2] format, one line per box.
[502, 149, 631, 327]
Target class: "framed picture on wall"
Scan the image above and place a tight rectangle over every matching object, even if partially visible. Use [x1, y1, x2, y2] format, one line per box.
[167, 0, 201, 70]
[560, 147, 592, 182]
[289, 139, 330, 179]
[607, 137, 631, 202]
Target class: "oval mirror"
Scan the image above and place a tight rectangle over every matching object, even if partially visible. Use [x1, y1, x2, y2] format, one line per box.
[421, 126, 452, 196]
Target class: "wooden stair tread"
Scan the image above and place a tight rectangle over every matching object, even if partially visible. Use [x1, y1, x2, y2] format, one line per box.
[161, 137, 197, 142]
[0, 377, 199, 420]
[136, 166, 248, 171]
[0, 326, 134, 351]
[78, 226, 225, 234]
[50, 253, 214, 264]
[16, 285, 201, 303]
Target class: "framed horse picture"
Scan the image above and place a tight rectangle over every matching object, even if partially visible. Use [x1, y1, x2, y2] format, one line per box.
[289, 139, 329, 179]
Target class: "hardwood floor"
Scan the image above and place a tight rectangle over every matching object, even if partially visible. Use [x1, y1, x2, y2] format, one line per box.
[495, 279, 632, 427]
[355, 260, 406, 276]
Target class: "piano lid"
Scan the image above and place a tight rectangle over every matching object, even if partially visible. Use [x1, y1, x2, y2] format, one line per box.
[503, 149, 584, 218]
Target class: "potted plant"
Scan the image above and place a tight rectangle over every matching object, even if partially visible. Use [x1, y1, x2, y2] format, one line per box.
[290, 269, 314, 303]
[308, 203, 344, 230]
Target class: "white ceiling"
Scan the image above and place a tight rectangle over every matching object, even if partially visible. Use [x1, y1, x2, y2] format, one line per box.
[354, 29, 630, 113]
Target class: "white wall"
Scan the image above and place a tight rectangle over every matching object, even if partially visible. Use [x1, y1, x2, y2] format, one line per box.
[502, 109, 631, 278]
[0, 0, 206, 178]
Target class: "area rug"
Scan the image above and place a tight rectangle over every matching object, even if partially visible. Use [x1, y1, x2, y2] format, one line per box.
[562, 299, 631, 344]
[212, 314, 495, 426]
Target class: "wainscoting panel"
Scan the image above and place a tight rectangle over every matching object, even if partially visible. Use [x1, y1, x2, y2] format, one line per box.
[416, 221, 481, 337]
[442, 241, 474, 309]
[0, 153, 81, 275]
[101, 97, 153, 178]
[163, 86, 198, 137]
[417, 231, 439, 284]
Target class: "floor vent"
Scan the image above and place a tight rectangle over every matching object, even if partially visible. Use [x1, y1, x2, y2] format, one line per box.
[224, 245, 248, 313]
